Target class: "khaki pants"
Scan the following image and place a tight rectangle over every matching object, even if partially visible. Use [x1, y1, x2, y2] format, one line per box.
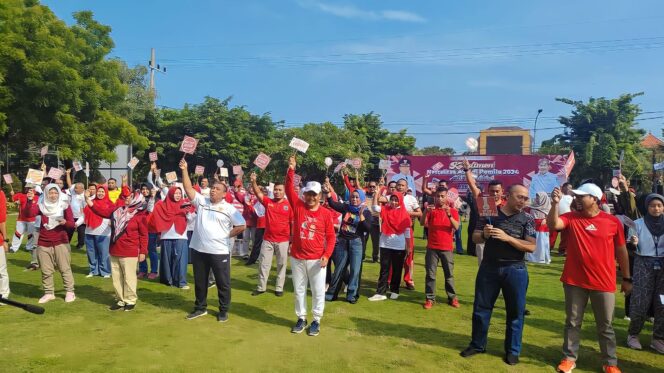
[111, 256, 139, 306]
[0, 247, 10, 298]
[257, 241, 289, 292]
[562, 284, 617, 366]
[37, 244, 75, 294]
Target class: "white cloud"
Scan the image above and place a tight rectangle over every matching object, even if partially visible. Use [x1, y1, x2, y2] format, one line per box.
[299, 1, 426, 23]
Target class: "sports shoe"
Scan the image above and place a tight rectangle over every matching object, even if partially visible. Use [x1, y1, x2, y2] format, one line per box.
[186, 309, 208, 320]
[556, 359, 576, 373]
[180, 285, 190, 290]
[26, 263, 39, 271]
[368, 294, 387, 301]
[423, 299, 434, 309]
[86, 273, 95, 278]
[38, 294, 56, 304]
[623, 316, 630, 321]
[208, 282, 216, 288]
[291, 318, 307, 334]
[504, 353, 519, 365]
[109, 303, 124, 311]
[602, 365, 621, 373]
[389, 293, 399, 300]
[308, 320, 320, 336]
[64, 292, 76, 303]
[275, 291, 284, 297]
[124, 304, 135, 312]
[460, 347, 484, 358]
[626, 334, 642, 350]
[102, 275, 111, 279]
[137, 272, 146, 279]
[147, 273, 158, 280]
[217, 312, 229, 323]
[449, 298, 460, 308]
[651, 338, 664, 354]
[405, 282, 415, 290]
[251, 290, 265, 296]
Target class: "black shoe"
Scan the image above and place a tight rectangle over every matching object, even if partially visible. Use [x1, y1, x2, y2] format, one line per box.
[217, 312, 229, 323]
[308, 320, 320, 336]
[460, 347, 484, 358]
[291, 318, 307, 334]
[186, 309, 208, 320]
[208, 282, 216, 289]
[347, 297, 358, 304]
[252, 290, 265, 296]
[504, 354, 519, 365]
[275, 291, 284, 297]
[524, 309, 531, 316]
[245, 261, 256, 266]
[124, 304, 135, 312]
[109, 304, 124, 311]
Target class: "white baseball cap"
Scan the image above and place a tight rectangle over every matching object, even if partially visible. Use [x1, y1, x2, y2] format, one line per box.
[301, 181, 322, 195]
[571, 183, 603, 200]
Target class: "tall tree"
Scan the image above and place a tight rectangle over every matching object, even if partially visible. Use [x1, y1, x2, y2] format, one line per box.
[414, 146, 455, 155]
[539, 93, 647, 187]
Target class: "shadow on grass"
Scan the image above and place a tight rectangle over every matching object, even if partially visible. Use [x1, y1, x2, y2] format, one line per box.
[232, 302, 293, 328]
[349, 317, 661, 372]
[138, 287, 192, 312]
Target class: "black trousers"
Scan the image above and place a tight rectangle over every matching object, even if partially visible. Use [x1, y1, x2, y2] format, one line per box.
[368, 224, 380, 261]
[376, 248, 406, 295]
[246, 228, 265, 265]
[74, 223, 86, 248]
[192, 250, 231, 313]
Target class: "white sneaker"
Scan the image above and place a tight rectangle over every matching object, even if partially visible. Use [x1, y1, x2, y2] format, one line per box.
[368, 294, 387, 301]
[651, 339, 664, 354]
[389, 293, 399, 300]
[623, 316, 631, 321]
[102, 275, 111, 279]
[626, 334, 642, 350]
[64, 292, 76, 303]
[38, 294, 56, 304]
[86, 273, 95, 278]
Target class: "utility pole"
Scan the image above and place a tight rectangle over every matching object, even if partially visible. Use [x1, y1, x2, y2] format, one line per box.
[532, 109, 543, 154]
[148, 48, 167, 98]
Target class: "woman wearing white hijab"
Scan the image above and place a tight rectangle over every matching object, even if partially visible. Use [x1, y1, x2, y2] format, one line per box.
[22, 184, 76, 303]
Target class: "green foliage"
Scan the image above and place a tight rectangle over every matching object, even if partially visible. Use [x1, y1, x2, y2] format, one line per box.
[414, 146, 455, 156]
[539, 93, 648, 188]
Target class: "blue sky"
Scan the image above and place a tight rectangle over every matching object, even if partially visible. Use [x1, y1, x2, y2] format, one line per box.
[43, 0, 664, 151]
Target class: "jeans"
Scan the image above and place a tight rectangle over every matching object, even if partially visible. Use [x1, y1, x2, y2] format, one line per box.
[469, 261, 529, 356]
[160, 239, 188, 287]
[139, 233, 160, 274]
[84, 234, 111, 276]
[454, 221, 464, 254]
[326, 236, 363, 302]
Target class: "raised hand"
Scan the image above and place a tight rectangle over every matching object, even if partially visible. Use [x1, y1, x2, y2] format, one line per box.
[288, 155, 296, 170]
[250, 172, 257, 183]
[179, 159, 188, 170]
[551, 187, 562, 204]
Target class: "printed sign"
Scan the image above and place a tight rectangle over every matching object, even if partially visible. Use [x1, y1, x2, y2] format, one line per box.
[289, 137, 310, 153]
[149, 152, 158, 162]
[447, 187, 459, 204]
[612, 169, 622, 177]
[47, 167, 63, 180]
[219, 168, 229, 177]
[25, 169, 44, 185]
[3, 174, 12, 184]
[334, 162, 346, 174]
[127, 157, 140, 170]
[254, 153, 271, 170]
[179, 135, 198, 154]
[72, 161, 82, 172]
[378, 160, 391, 170]
[293, 174, 302, 187]
[351, 158, 362, 169]
[40, 145, 49, 157]
[654, 161, 664, 171]
[195, 165, 205, 175]
[232, 165, 243, 175]
[431, 162, 444, 171]
[476, 195, 498, 217]
[165, 172, 178, 184]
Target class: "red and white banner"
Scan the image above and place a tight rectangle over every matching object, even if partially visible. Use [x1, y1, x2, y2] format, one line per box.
[180, 136, 198, 154]
[564, 151, 575, 177]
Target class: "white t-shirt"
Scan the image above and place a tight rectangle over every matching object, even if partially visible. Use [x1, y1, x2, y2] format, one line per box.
[403, 194, 420, 213]
[558, 195, 573, 214]
[85, 218, 111, 236]
[161, 223, 189, 240]
[189, 193, 246, 255]
[68, 187, 85, 218]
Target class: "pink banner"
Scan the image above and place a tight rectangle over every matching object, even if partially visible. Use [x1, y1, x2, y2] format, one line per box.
[387, 154, 568, 198]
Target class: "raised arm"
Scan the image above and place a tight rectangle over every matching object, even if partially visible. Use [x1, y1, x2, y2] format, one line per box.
[65, 168, 73, 189]
[463, 158, 481, 199]
[422, 174, 433, 196]
[546, 187, 566, 231]
[179, 159, 197, 201]
[249, 172, 265, 202]
[285, 155, 297, 206]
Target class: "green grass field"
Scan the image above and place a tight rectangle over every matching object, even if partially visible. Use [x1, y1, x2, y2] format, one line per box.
[1, 214, 662, 372]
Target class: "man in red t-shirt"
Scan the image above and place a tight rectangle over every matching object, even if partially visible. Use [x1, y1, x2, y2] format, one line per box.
[548, 183, 631, 373]
[249, 172, 292, 297]
[423, 187, 460, 309]
[285, 156, 336, 337]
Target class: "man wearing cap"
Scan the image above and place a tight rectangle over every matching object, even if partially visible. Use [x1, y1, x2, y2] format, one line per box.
[391, 158, 417, 195]
[285, 156, 336, 336]
[547, 183, 631, 373]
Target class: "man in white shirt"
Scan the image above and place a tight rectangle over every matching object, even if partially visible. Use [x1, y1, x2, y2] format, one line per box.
[180, 160, 246, 323]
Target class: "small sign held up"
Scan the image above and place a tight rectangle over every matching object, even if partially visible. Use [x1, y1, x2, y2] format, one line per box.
[25, 169, 44, 185]
[232, 165, 243, 175]
[477, 195, 498, 217]
[195, 165, 205, 175]
[179, 136, 198, 154]
[149, 152, 158, 162]
[3, 174, 12, 184]
[219, 168, 229, 177]
[165, 171, 178, 184]
[127, 157, 140, 170]
[289, 137, 310, 153]
[72, 161, 83, 172]
[47, 167, 64, 180]
[253, 153, 271, 170]
[378, 160, 391, 170]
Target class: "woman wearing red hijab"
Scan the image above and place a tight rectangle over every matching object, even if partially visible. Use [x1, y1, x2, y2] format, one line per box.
[368, 188, 412, 301]
[149, 187, 193, 289]
[83, 185, 115, 278]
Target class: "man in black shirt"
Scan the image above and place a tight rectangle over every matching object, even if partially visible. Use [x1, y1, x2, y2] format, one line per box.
[460, 184, 536, 366]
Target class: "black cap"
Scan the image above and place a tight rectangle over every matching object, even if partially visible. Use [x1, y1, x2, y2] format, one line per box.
[399, 158, 411, 167]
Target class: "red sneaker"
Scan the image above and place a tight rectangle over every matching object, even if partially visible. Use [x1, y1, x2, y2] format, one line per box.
[557, 359, 576, 373]
[405, 282, 415, 290]
[449, 298, 460, 308]
[423, 299, 434, 309]
[136, 272, 146, 279]
[147, 273, 158, 280]
[602, 365, 621, 373]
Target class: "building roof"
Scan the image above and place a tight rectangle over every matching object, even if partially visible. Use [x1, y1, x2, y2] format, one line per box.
[484, 126, 527, 131]
[641, 133, 664, 149]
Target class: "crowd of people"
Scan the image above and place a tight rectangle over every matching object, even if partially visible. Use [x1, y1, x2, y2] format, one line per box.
[0, 154, 662, 373]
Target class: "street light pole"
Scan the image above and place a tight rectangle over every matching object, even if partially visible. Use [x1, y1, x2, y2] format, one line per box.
[532, 109, 543, 154]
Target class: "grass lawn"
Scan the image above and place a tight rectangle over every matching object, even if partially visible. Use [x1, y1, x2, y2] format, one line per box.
[1, 214, 662, 372]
